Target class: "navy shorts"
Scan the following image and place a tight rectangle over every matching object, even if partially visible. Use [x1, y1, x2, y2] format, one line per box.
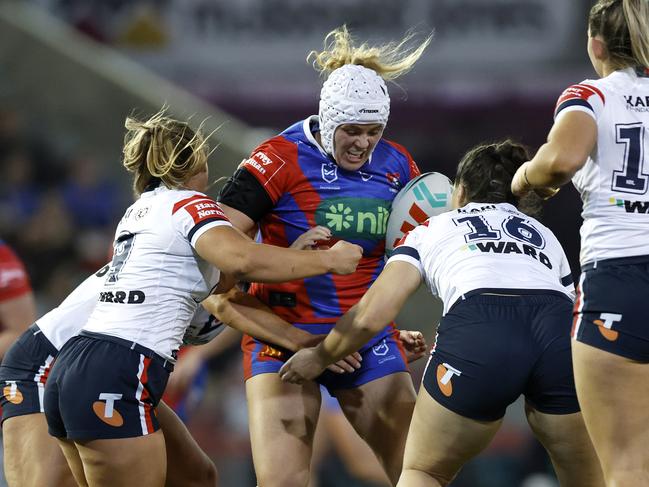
[572, 255, 649, 362]
[44, 331, 172, 440]
[0, 324, 58, 423]
[242, 324, 408, 392]
[422, 293, 579, 422]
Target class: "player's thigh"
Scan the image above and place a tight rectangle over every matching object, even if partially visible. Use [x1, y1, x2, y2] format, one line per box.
[245, 373, 321, 487]
[335, 372, 415, 479]
[57, 438, 89, 487]
[157, 401, 217, 487]
[3, 413, 75, 487]
[525, 404, 604, 487]
[399, 386, 501, 486]
[75, 430, 167, 487]
[572, 340, 649, 479]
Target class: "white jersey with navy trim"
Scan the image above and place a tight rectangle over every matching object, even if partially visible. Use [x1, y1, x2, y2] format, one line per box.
[388, 203, 574, 314]
[84, 186, 230, 360]
[36, 263, 224, 353]
[554, 67, 649, 265]
[36, 264, 110, 350]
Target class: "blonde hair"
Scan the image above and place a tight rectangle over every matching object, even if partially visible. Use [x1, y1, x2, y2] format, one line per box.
[308, 25, 431, 81]
[589, 0, 649, 70]
[122, 108, 210, 196]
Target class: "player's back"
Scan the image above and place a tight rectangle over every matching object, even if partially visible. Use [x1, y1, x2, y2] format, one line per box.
[396, 203, 574, 314]
[84, 186, 225, 359]
[560, 67, 649, 264]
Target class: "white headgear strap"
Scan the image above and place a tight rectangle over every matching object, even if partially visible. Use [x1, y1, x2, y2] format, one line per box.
[318, 64, 390, 157]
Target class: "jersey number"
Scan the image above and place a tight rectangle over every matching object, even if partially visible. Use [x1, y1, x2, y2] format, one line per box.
[612, 123, 648, 194]
[455, 215, 545, 248]
[107, 232, 135, 283]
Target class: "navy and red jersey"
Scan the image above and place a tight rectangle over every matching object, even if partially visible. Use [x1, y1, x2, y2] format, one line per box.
[219, 116, 420, 324]
[0, 241, 32, 323]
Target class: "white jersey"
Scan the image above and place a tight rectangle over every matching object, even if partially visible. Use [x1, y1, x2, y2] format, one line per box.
[36, 264, 110, 350]
[35, 263, 223, 353]
[555, 67, 649, 265]
[388, 203, 574, 314]
[84, 186, 230, 360]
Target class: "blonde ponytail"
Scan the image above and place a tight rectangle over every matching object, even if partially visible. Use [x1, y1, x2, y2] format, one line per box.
[308, 25, 431, 81]
[623, 0, 649, 67]
[122, 108, 210, 196]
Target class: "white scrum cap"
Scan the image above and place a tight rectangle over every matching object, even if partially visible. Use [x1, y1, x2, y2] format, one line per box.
[318, 64, 390, 157]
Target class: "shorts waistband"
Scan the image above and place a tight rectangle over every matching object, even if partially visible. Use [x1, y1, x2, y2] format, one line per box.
[582, 254, 649, 271]
[79, 330, 174, 372]
[448, 288, 572, 312]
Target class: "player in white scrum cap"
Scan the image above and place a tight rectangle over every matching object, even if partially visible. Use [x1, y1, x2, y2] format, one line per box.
[217, 25, 430, 486]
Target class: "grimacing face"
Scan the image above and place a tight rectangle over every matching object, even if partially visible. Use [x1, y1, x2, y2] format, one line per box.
[332, 123, 384, 171]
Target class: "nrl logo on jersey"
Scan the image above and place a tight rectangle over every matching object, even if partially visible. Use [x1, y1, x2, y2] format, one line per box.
[321, 163, 338, 183]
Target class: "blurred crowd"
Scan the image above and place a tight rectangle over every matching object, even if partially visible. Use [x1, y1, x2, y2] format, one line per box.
[0, 106, 125, 312]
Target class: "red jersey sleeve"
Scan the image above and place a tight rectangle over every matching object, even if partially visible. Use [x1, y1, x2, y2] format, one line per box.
[385, 140, 421, 181]
[240, 136, 299, 204]
[0, 244, 32, 301]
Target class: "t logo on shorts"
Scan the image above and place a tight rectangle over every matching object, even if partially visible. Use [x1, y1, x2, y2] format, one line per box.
[437, 363, 462, 397]
[93, 393, 124, 427]
[594, 313, 622, 342]
[3, 381, 23, 405]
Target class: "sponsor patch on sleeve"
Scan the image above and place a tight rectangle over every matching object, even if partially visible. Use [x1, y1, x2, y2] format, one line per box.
[554, 83, 605, 119]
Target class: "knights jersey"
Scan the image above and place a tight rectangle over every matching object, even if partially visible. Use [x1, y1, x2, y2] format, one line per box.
[554, 67, 649, 265]
[84, 186, 230, 360]
[234, 116, 420, 324]
[388, 203, 574, 314]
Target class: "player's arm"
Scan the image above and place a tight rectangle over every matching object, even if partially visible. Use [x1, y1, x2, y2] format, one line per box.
[202, 290, 362, 373]
[512, 111, 597, 196]
[279, 261, 422, 383]
[0, 292, 37, 358]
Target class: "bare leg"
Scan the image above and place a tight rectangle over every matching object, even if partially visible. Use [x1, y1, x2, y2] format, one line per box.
[2, 414, 75, 487]
[158, 401, 218, 487]
[396, 387, 501, 487]
[246, 374, 321, 487]
[335, 372, 416, 485]
[572, 341, 649, 486]
[75, 430, 167, 487]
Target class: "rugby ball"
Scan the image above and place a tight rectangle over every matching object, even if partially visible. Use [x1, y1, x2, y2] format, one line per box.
[386, 172, 453, 254]
[183, 306, 226, 346]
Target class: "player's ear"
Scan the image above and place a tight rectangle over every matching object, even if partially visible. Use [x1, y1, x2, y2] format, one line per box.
[589, 36, 607, 62]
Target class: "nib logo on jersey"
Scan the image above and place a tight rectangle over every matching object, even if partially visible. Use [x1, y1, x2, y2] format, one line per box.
[609, 197, 649, 214]
[315, 197, 391, 241]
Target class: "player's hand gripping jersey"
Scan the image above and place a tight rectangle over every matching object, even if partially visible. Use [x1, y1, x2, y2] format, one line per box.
[220, 117, 420, 324]
[390, 203, 574, 314]
[555, 67, 649, 265]
[84, 186, 230, 360]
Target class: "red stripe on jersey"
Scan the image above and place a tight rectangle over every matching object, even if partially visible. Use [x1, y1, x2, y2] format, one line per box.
[580, 83, 605, 104]
[172, 195, 206, 214]
[556, 84, 605, 111]
[400, 221, 416, 234]
[385, 140, 421, 180]
[180, 198, 228, 226]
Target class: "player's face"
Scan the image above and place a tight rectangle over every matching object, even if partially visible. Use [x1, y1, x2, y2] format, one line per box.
[333, 123, 384, 170]
[185, 163, 209, 193]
